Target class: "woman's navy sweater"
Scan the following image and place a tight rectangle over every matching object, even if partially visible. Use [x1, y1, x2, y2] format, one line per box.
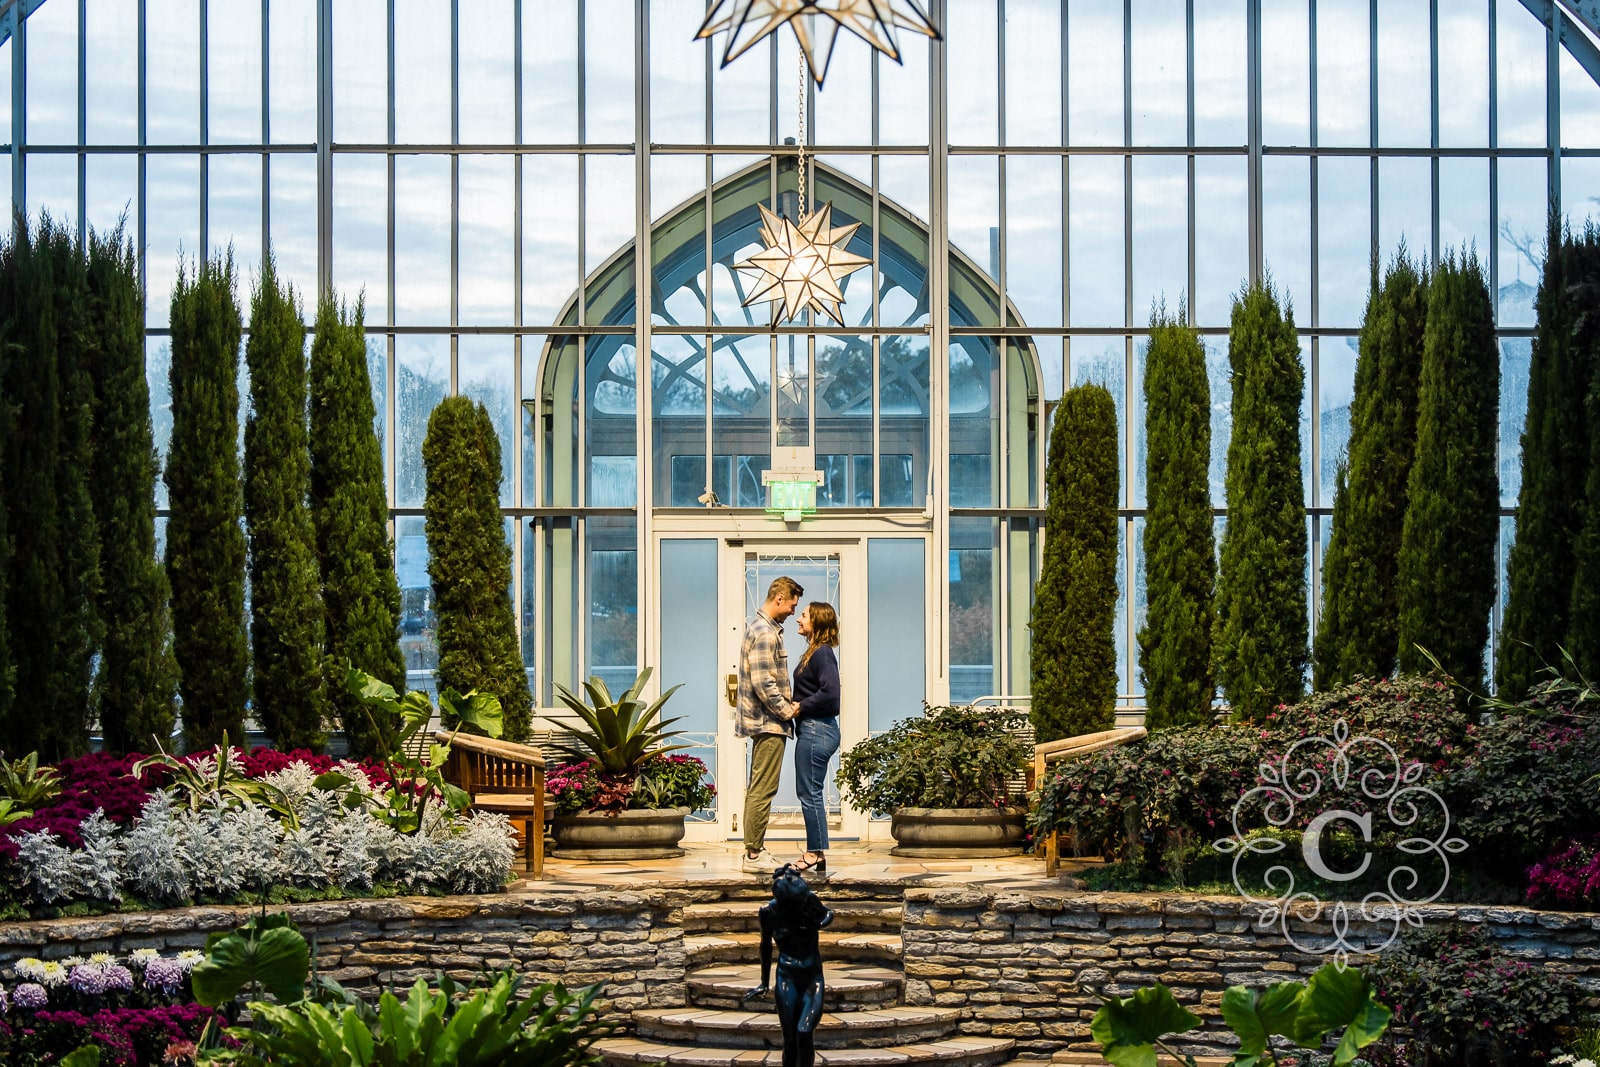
[792, 645, 840, 719]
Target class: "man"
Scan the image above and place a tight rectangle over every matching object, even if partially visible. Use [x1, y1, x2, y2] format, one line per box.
[737, 575, 803, 873]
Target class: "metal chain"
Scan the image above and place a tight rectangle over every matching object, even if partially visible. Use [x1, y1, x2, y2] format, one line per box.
[797, 50, 808, 222]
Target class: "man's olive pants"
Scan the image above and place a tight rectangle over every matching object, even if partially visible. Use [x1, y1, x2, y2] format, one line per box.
[743, 733, 788, 852]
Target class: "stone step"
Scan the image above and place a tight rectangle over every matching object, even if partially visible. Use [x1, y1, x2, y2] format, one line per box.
[687, 962, 903, 1012]
[686, 931, 903, 968]
[683, 899, 903, 935]
[1041, 1053, 1231, 1066]
[595, 1034, 1015, 1066]
[633, 1005, 964, 1049]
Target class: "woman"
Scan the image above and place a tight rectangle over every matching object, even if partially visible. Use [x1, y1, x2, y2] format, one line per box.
[791, 601, 840, 875]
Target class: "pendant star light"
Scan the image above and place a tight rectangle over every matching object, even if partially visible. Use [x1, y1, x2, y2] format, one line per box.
[732, 51, 871, 325]
[697, 1, 940, 86]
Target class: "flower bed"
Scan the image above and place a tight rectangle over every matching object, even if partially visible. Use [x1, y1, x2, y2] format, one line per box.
[547, 753, 715, 815]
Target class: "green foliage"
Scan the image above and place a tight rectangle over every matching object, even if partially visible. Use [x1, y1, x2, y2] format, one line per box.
[213, 972, 614, 1067]
[628, 754, 716, 812]
[130, 731, 295, 824]
[1091, 963, 1390, 1067]
[191, 911, 313, 1008]
[86, 225, 178, 754]
[1031, 382, 1120, 742]
[1366, 923, 1577, 1065]
[1395, 251, 1498, 694]
[422, 395, 533, 742]
[1568, 244, 1600, 685]
[1214, 280, 1308, 722]
[1499, 219, 1600, 699]
[59, 1048, 101, 1067]
[309, 294, 406, 758]
[1138, 307, 1217, 730]
[245, 253, 328, 751]
[0, 750, 64, 808]
[836, 703, 1029, 811]
[553, 668, 686, 779]
[166, 251, 249, 749]
[1316, 249, 1428, 690]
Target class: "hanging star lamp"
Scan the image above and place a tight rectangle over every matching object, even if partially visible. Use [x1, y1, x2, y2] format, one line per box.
[697, 0, 939, 86]
[732, 52, 870, 326]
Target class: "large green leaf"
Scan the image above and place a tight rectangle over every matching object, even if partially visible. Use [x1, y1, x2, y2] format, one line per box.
[59, 1047, 101, 1067]
[1221, 982, 1303, 1056]
[1293, 963, 1393, 1063]
[191, 922, 310, 1007]
[440, 688, 505, 739]
[1090, 984, 1202, 1067]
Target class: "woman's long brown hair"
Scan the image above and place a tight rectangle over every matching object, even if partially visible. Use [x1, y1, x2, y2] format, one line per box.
[798, 602, 839, 671]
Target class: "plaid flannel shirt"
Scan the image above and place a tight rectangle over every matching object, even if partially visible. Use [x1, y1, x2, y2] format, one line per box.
[736, 612, 793, 738]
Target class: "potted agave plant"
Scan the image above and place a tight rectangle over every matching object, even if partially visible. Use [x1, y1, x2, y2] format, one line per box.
[547, 668, 714, 860]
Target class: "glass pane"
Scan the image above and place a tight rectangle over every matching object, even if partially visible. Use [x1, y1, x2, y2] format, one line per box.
[651, 0, 707, 144]
[880, 335, 929, 507]
[544, 517, 579, 695]
[868, 538, 926, 731]
[1004, 0, 1060, 146]
[1561, 47, 1600, 153]
[950, 338, 997, 506]
[587, 517, 638, 692]
[878, 36, 929, 146]
[146, 154, 200, 328]
[1205, 335, 1230, 506]
[459, 0, 515, 145]
[585, 0, 634, 143]
[1317, 156, 1371, 328]
[1376, 0, 1429, 147]
[86, 0, 138, 144]
[1378, 155, 1431, 263]
[26, 153, 77, 231]
[1439, 156, 1489, 260]
[816, 335, 871, 506]
[148, 337, 173, 508]
[1068, 155, 1126, 327]
[1131, 155, 1187, 321]
[525, 0, 579, 143]
[542, 336, 581, 507]
[395, 335, 449, 508]
[1563, 156, 1600, 230]
[813, 36, 871, 145]
[1130, 516, 1146, 700]
[524, 155, 580, 326]
[27, 0, 77, 145]
[1193, 0, 1247, 146]
[1438, 1, 1489, 147]
[395, 154, 450, 326]
[1263, 155, 1311, 319]
[521, 519, 538, 695]
[710, 23, 768, 145]
[712, 334, 770, 507]
[1071, 334, 1127, 504]
[367, 334, 389, 484]
[1006, 156, 1063, 327]
[1131, 0, 1186, 147]
[949, 517, 996, 703]
[587, 341, 638, 506]
[209, 2, 262, 144]
[652, 333, 708, 507]
[584, 154, 635, 300]
[459, 154, 515, 326]
[1318, 336, 1358, 508]
[948, 0, 998, 145]
[1500, 337, 1531, 508]
[0, 40, 10, 139]
[1261, 0, 1310, 146]
[459, 336, 515, 505]
[520, 333, 546, 507]
[86, 153, 139, 240]
[659, 540, 719, 740]
[775, 334, 810, 448]
[333, 0, 387, 144]
[1068, 0, 1124, 146]
[812, 165, 875, 328]
[209, 153, 262, 273]
[269, 0, 317, 144]
[1316, 0, 1369, 148]
[1194, 155, 1248, 328]
[148, 0, 200, 145]
[1497, 1, 1547, 149]
[1498, 156, 1547, 328]
[396, 516, 438, 677]
[394, 0, 450, 144]
[269, 153, 318, 308]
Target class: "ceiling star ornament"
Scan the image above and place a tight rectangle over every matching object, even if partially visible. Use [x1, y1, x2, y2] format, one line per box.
[738, 201, 871, 325]
[697, 0, 939, 86]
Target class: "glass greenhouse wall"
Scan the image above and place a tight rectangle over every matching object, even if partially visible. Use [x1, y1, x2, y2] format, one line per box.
[6, 0, 1600, 728]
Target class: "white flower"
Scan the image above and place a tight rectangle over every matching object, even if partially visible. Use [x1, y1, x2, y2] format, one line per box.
[14, 958, 45, 982]
[61, 956, 87, 968]
[175, 950, 205, 971]
[88, 952, 115, 965]
[37, 961, 69, 988]
[130, 948, 160, 965]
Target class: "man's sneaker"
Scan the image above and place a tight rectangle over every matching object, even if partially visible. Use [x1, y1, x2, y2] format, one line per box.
[741, 849, 778, 873]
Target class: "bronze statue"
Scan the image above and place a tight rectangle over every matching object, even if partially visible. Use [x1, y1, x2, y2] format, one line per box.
[743, 863, 834, 1067]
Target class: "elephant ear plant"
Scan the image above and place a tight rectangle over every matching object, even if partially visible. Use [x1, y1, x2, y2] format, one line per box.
[554, 667, 687, 779]
[1090, 961, 1392, 1067]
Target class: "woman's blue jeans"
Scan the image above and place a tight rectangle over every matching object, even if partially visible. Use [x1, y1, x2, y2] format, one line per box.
[794, 716, 841, 852]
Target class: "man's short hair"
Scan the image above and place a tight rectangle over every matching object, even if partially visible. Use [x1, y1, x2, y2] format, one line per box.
[766, 576, 803, 601]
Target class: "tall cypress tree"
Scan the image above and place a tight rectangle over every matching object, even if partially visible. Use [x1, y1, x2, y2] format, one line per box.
[0, 226, 67, 757]
[1499, 218, 1600, 698]
[423, 396, 533, 742]
[309, 294, 406, 757]
[0, 241, 17, 738]
[88, 226, 178, 753]
[166, 253, 249, 750]
[245, 255, 327, 751]
[39, 221, 99, 756]
[1136, 308, 1216, 730]
[1030, 383, 1119, 743]
[1571, 334, 1600, 683]
[1314, 249, 1428, 689]
[1213, 281, 1308, 721]
[1396, 251, 1499, 692]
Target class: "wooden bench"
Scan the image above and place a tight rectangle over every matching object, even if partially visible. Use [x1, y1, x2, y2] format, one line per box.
[1035, 726, 1148, 876]
[434, 731, 548, 879]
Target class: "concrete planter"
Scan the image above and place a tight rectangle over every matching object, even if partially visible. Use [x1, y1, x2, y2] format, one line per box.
[550, 806, 690, 860]
[888, 806, 1028, 857]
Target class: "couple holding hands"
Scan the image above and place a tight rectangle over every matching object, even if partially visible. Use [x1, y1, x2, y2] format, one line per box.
[736, 575, 840, 877]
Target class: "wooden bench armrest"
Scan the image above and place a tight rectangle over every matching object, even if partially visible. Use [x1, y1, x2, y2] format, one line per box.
[433, 730, 546, 770]
[1033, 726, 1148, 780]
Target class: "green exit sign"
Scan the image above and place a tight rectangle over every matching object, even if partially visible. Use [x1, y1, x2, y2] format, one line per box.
[766, 478, 817, 520]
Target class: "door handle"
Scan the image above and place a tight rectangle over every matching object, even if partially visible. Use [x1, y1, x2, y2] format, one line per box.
[726, 673, 738, 707]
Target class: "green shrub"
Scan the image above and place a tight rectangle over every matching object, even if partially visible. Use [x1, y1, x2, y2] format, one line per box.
[837, 704, 1029, 812]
